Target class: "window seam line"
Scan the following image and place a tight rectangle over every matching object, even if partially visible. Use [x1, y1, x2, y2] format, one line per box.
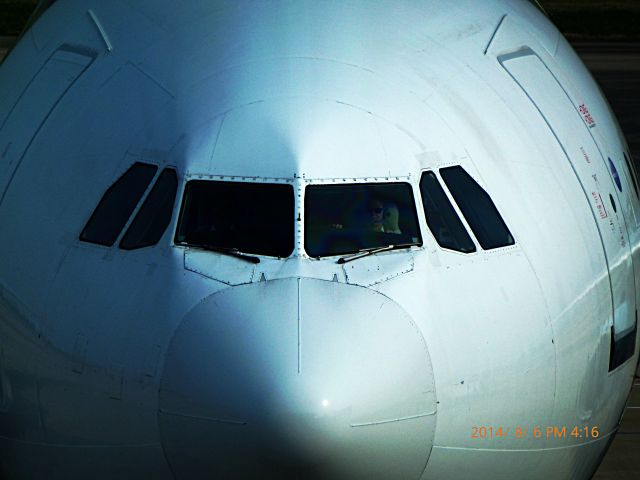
[114, 167, 163, 248]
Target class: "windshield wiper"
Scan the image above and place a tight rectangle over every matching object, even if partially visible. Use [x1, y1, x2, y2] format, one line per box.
[181, 243, 261, 264]
[337, 243, 417, 264]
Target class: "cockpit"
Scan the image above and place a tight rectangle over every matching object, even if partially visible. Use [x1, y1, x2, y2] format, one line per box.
[78, 163, 515, 261]
[174, 181, 295, 258]
[173, 179, 422, 261]
[304, 182, 422, 258]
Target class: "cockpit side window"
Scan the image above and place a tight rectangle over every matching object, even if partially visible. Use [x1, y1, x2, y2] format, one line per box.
[304, 182, 422, 258]
[175, 181, 295, 258]
[80, 162, 157, 246]
[419, 171, 476, 253]
[120, 168, 178, 250]
[440, 166, 515, 250]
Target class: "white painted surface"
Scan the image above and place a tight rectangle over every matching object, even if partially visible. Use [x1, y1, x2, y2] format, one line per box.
[0, 1, 637, 478]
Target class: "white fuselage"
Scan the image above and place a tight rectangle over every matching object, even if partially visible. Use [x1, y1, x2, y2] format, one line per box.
[0, 1, 637, 479]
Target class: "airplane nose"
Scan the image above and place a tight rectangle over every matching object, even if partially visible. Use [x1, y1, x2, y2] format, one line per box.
[158, 278, 436, 479]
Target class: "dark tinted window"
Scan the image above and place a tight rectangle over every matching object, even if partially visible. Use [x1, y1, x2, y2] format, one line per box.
[623, 151, 639, 200]
[305, 183, 422, 258]
[440, 166, 514, 250]
[120, 168, 178, 250]
[175, 181, 294, 258]
[610, 318, 637, 371]
[419, 172, 476, 253]
[80, 162, 157, 246]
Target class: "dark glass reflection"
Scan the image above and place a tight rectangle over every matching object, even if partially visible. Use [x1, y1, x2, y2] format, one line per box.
[305, 183, 422, 258]
[440, 166, 514, 250]
[419, 171, 476, 253]
[120, 168, 178, 250]
[80, 162, 157, 246]
[175, 181, 295, 258]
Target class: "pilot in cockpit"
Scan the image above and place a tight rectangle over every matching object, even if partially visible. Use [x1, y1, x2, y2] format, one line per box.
[382, 203, 402, 234]
[333, 199, 403, 235]
[370, 200, 403, 235]
[369, 199, 385, 232]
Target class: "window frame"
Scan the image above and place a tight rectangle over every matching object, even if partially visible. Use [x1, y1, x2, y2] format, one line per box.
[418, 169, 478, 254]
[173, 177, 297, 259]
[79, 162, 158, 247]
[302, 180, 424, 259]
[119, 167, 179, 251]
[439, 166, 515, 251]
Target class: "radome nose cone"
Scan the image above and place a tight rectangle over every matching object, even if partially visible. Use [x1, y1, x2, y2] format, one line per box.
[159, 278, 436, 479]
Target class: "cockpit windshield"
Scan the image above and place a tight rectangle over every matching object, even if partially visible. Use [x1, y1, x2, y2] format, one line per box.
[305, 182, 422, 258]
[175, 180, 295, 258]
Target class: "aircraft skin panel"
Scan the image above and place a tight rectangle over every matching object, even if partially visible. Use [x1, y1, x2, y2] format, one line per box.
[376, 245, 557, 448]
[0, 440, 173, 480]
[421, 48, 618, 451]
[0, 32, 44, 128]
[553, 35, 640, 336]
[159, 278, 436, 478]
[550, 38, 640, 230]
[501, 52, 635, 345]
[0, 46, 94, 208]
[0, 1, 638, 478]
[487, 19, 636, 473]
[0, 62, 176, 333]
[423, 438, 609, 480]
